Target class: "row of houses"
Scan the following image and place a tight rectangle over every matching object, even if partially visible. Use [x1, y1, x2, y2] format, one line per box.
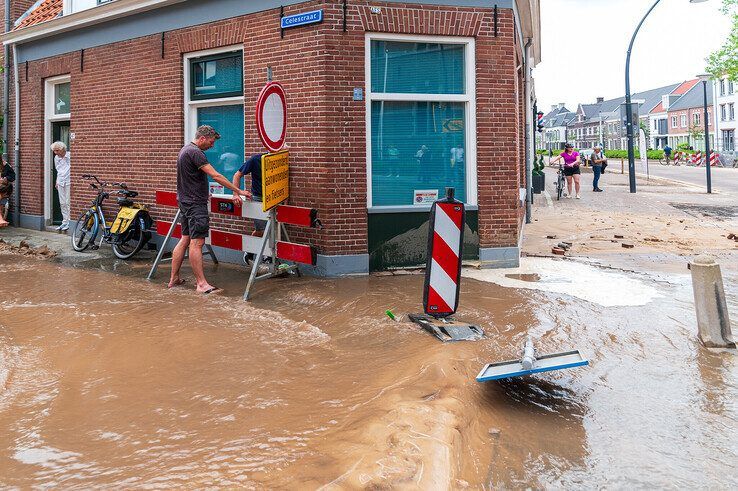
[538, 76, 737, 154]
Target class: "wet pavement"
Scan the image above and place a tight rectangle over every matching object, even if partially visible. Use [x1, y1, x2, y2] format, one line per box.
[1, 228, 737, 488]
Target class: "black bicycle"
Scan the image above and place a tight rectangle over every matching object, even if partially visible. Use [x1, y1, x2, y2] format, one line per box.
[555, 164, 565, 200]
[71, 175, 152, 259]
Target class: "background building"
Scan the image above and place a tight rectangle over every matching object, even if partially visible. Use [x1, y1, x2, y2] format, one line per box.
[714, 76, 736, 153]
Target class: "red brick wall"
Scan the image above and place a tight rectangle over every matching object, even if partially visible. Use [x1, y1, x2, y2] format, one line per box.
[12, 0, 526, 256]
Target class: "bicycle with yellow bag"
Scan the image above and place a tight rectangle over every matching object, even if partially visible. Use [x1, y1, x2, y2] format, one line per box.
[71, 174, 153, 259]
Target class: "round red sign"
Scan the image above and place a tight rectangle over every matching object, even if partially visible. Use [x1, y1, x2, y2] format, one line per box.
[255, 82, 287, 153]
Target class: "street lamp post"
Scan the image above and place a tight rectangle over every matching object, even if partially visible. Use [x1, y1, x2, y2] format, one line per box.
[698, 74, 712, 193]
[625, 0, 708, 194]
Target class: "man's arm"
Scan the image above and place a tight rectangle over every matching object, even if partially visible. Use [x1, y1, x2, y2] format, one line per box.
[200, 164, 251, 198]
[232, 170, 244, 191]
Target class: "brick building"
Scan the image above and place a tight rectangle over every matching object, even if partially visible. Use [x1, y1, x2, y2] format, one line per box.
[666, 81, 714, 151]
[2, 0, 541, 275]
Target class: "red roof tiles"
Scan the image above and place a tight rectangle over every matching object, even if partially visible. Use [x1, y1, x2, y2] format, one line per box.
[14, 0, 63, 31]
[650, 79, 700, 114]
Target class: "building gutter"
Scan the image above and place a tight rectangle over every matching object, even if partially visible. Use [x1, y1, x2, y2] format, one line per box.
[524, 38, 533, 224]
[3, 0, 9, 168]
[2, 0, 185, 46]
[11, 42, 19, 226]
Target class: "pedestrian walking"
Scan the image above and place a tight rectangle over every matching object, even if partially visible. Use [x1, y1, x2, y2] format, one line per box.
[51, 141, 71, 231]
[550, 143, 582, 199]
[591, 145, 606, 192]
[168, 125, 251, 294]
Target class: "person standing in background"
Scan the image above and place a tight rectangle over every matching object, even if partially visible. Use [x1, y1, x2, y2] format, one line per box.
[51, 141, 71, 231]
[591, 145, 606, 192]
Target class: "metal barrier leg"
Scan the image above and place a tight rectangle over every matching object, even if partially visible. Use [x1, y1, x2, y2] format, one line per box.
[243, 219, 272, 301]
[147, 208, 180, 280]
[280, 223, 302, 277]
[205, 244, 218, 264]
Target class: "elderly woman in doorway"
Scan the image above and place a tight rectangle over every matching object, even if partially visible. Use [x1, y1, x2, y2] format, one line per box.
[550, 143, 582, 199]
[51, 141, 71, 231]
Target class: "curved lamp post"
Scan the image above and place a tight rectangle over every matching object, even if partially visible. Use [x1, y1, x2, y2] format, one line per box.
[625, 0, 708, 193]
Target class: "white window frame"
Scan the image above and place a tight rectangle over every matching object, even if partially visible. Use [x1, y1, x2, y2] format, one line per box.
[671, 116, 677, 128]
[693, 113, 700, 126]
[680, 114, 687, 128]
[44, 75, 71, 224]
[730, 103, 735, 121]
[365, 33, 477, 210]
[183, 45, 244, 146]
[729, 80, 735, 95]
[721, 104, 726, 121]
[720, 79, 725, 96]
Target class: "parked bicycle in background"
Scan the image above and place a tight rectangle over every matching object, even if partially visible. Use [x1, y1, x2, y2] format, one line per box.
[71, 175, 153, 259]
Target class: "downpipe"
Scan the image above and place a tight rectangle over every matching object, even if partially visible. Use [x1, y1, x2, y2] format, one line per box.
[524, 39, 533, 224]
[12, 43, 19, 227]
[3, 0, 9, 171]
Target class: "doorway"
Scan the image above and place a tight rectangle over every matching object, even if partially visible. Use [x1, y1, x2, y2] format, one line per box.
[51, 121, 70, 225]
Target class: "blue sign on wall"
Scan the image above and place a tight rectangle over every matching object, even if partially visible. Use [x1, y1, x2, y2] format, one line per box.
[281, 9, 323, 29]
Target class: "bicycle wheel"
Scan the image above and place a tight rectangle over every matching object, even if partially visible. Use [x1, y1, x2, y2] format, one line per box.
[557, 175, 563, 200]
[71, 210, 99, 252]
[112, 217, 150, 260]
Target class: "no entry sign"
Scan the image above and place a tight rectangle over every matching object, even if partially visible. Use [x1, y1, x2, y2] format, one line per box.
[256, 82, 287, 153]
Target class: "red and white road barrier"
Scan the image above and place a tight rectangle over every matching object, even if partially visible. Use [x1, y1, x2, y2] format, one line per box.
[147, 190, 320, 299]
[423, 189, 464, 316]
[709, 151, 720, 166]
[153, 190, 271, 256]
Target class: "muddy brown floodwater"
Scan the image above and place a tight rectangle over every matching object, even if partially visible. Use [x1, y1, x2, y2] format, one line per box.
[1, 250, 737, 488]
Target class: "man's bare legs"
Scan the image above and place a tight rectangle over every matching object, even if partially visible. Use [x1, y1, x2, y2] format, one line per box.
[188, 237, 216, 293]
[168, 235, 190, 287]
[168, 236, 216, 292]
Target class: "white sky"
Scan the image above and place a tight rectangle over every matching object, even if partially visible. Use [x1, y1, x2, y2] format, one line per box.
[533, 0, 732, 113]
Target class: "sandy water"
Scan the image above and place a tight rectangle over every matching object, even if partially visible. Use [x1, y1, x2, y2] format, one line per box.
[1, 252, 736, 488]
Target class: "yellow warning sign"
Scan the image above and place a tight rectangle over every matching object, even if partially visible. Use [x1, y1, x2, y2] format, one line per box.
[261, 150, 289, 211]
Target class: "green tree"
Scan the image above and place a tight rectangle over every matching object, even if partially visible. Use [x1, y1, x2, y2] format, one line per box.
[706, 0, 738, 79]
[688, 123, 703, 147]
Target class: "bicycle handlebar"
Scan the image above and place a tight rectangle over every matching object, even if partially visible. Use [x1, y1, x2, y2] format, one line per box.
[81, 175, 128, 190]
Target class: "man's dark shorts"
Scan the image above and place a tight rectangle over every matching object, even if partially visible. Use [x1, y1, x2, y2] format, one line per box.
[179, 202, 209, 239]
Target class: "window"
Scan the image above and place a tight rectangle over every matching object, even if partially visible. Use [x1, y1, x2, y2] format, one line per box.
[653, 119, 657, 130]
[730, 103, 735, 121]
[53, 82, 70, 116]
[190, 51, 243, 100]
[693, 113, 700, 126]
[367, 35, 475, 207]
[723, 130, 735, 151]
[184, 47, 244, 195]
[720, 79, 725, 96]
[671, 116, 678, 128]
[729, 80, 735, 94]
[680, 115, 687, 127]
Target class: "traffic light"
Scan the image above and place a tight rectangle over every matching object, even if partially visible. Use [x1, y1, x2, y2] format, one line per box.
[536, 111, 544, 133]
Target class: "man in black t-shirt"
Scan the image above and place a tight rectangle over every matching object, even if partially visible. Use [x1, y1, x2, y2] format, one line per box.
[232, 153, 267, 234]
[169, 125, 250, 294]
